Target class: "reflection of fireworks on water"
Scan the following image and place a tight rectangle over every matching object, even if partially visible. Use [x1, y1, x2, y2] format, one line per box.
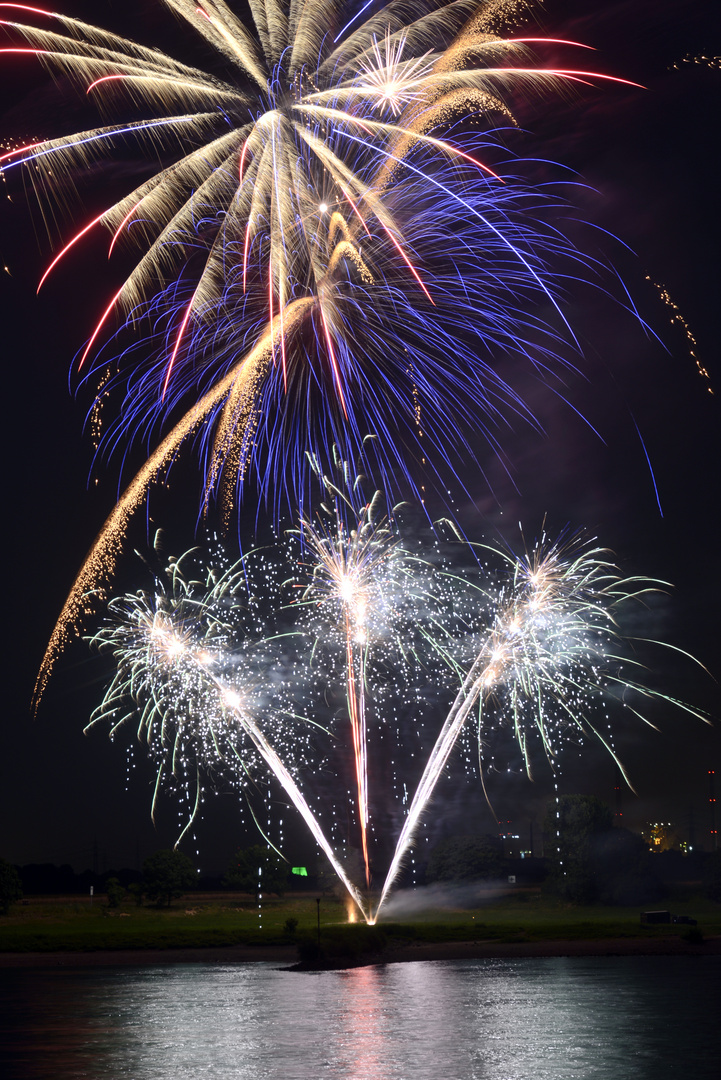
[88, 514, 706, 923]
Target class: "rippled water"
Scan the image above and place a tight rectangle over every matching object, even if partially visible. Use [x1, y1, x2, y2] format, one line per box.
[2, 956, 720, 1079]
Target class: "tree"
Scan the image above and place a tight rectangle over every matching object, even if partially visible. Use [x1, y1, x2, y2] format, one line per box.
[544, 795, 613, 904]
[127, 881, 146, 907]
[224, 845, 289, 899]
[105, 877, 124, 909]
[594, 827, 663, 906]
[0, 859, 22, 915]
[426, 834, 503, 883]
[142, 849, 196, 907]
[703, 851, 721, 903]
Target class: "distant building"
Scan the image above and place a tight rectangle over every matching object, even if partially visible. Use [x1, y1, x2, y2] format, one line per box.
[497, 821, 524, 859]
[641, 821, 680, 853]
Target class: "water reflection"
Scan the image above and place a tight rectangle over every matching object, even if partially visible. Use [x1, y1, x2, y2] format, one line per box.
[1, 956, 719, 1079]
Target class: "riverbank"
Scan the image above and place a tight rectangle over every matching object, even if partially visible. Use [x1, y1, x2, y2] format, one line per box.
[1, 933, 719, 969]
[2, 888, 718, 968]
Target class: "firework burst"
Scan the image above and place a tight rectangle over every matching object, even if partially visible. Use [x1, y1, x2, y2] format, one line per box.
[88, 534, 372, 914]
[0, 2, 640, 700]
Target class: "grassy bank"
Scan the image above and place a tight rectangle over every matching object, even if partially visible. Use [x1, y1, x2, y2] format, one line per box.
[1, 887, 718, 956]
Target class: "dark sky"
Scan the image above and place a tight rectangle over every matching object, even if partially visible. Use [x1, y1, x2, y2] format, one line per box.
[1, 0, 719, 875]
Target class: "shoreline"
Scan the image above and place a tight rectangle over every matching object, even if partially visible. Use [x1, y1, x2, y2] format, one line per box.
[1, 935, 719, 969]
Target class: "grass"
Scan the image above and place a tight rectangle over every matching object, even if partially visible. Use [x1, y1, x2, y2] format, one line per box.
[1, 886, 719, 955]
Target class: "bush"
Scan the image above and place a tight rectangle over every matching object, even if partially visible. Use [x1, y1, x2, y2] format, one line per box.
[105, 877, 125, 908]
[296, 925, 388, 966]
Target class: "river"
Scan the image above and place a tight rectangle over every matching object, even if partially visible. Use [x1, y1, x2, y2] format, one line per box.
[1, 955, 720, 1078]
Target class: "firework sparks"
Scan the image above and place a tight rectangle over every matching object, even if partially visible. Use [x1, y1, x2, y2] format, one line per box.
[88, 535, 371, 918]
[646, 276, 713, 394]
[355, 29, 434, 116]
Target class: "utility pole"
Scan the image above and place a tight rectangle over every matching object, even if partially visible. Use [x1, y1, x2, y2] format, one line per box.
[613, 764, 623, 824]
[710, 770, 717, 852]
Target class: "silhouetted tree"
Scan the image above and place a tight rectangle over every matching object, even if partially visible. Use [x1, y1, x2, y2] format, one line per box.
[544, 796, 663, 905]
[127, 881, 146, 907]
[0, 859, 22, 914]
[224, 845, 289, 899]
[426, 834, 503, 883]
[105, 877, 124, 908]
[142, 849, 196, 907]
[704, 851, 721, 903]
[544, 795, 613, 903]
[19, 863, 77, 894]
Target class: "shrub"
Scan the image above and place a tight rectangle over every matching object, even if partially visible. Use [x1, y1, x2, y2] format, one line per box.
[105, 877, 125, 909]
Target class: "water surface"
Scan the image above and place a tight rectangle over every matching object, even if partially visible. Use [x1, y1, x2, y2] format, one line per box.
[2, 955, 719, 1079]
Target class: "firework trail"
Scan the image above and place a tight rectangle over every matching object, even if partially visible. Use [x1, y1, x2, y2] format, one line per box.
[297, 499, 384, 888]
[646, 277, 713, 394]
[290, 452, 458, 886]
[33, 296, 312, 707]
[373, 529, 709, 919]
[0, 2, 639, 695]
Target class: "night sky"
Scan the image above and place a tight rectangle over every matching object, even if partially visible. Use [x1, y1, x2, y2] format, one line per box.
[1, 0, 719, 877]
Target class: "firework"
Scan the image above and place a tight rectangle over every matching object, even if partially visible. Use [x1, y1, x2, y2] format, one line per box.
[0, 3, 638, 698]
[373, 528, 708, 918]
[89, 511, 705, 923]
